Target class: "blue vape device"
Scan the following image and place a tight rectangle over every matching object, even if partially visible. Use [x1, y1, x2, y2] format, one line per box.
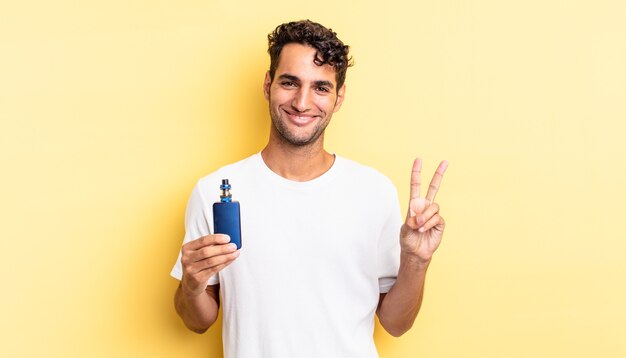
[213, 179, 242, 249]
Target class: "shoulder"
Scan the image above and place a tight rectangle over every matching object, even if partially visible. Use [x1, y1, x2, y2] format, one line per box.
[333, 156, 401, 217]
[334, 156, 399, 206]
[335, 155, 396, 191]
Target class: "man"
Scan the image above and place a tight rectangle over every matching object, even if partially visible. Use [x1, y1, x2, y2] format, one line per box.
[171, 20, 448, 357]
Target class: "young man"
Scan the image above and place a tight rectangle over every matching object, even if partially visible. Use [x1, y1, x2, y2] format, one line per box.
[171, 20, 448, 357]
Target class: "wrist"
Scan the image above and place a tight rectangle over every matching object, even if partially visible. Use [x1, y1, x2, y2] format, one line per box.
[181, 280, 204, 299]
[400, 251, 431, 271]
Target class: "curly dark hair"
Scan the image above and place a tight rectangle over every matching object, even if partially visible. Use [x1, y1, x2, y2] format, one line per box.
[268, 20, 353, 90]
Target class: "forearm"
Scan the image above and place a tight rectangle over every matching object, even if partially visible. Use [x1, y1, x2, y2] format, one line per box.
[377, 252, 430, 337]
[174, 283, 219, 333]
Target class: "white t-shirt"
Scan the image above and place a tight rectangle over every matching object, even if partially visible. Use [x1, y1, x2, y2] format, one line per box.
[171, 154, 402, 358]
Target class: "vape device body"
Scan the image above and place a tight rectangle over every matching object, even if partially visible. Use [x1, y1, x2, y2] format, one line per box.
[213, 179, 242, 249]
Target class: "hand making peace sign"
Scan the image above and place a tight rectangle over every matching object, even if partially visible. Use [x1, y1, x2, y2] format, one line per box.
[400, 158, 449, 265]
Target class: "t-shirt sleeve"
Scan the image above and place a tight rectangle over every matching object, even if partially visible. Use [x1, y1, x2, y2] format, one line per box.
[170, 182, 220, 286]
[377, 185, 402, 293]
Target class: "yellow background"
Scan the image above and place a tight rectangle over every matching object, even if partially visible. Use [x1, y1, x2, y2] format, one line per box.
[1, 1, 625, 357]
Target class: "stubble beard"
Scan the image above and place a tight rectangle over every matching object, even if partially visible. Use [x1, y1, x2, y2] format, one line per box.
[269, 107, 331, 147]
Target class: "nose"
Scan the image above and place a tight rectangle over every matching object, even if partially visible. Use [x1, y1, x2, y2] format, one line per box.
[291, 88, 311, 112]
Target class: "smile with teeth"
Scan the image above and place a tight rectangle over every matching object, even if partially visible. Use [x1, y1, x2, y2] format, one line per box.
[284, 110, 318, 126]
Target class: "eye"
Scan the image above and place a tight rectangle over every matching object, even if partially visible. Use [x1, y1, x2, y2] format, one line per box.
[315, 86, 330, 93]
[281, 81, 297, 87]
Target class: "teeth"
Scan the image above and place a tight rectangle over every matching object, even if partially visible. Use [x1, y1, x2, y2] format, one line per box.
[284, 110, 315, 122]
[290, 114, 313, 120]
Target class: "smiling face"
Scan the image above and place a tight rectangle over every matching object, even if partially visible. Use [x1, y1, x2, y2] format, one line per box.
[264, 43, 345, 148]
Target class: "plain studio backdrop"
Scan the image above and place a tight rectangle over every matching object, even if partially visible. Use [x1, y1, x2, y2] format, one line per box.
[1, 1, 625, 357]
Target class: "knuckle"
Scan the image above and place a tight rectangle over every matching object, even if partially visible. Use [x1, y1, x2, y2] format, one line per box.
[181, 252, 194, 264]
[202, 246, 213, 257]
[182, 263, 194, 275]
[200, 235, 214, 246]
[205, 257, 219, 267]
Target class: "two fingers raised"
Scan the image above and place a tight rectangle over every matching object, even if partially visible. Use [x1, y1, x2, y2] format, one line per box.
[407, 158, 448, 232]
[410, 158, 448, 203]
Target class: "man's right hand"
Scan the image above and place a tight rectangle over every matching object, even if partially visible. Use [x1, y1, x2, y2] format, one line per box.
[180, 234, 240, 297]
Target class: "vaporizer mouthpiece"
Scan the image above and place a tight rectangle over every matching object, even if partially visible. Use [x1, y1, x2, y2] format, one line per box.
[220, 179, 232, 202]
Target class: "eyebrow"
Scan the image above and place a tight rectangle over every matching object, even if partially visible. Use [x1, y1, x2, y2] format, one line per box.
[278, 74, 300, 82]
[314, 80, 334, 89]
[277, 74, 335, 89]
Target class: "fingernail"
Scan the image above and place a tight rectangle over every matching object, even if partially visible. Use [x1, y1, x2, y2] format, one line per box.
[220, 234, 231, 243]
[228, 243, 238, 250]
[419, 227, 426, 233]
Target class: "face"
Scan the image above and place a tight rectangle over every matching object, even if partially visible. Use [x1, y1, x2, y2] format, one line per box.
[264, 43, 345, 147]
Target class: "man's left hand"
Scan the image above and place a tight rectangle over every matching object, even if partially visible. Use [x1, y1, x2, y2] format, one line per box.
[400, 158, 448, 265]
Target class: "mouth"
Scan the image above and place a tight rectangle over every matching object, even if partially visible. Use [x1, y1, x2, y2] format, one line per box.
[283, 109, 319, 126]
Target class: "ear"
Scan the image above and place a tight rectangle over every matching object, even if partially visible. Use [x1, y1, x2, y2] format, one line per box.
[263, 71, 271, 100]
[333, 84, 346, 113]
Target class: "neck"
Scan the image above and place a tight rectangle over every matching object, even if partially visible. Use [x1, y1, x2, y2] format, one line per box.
[261, 133, 335, 182]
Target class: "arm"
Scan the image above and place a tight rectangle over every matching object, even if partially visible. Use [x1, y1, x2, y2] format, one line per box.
[175, 283, 221, 334]
[377, 158, 448, 337]
[173, 234, 240, 333]
[377, 254, 430, 337]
